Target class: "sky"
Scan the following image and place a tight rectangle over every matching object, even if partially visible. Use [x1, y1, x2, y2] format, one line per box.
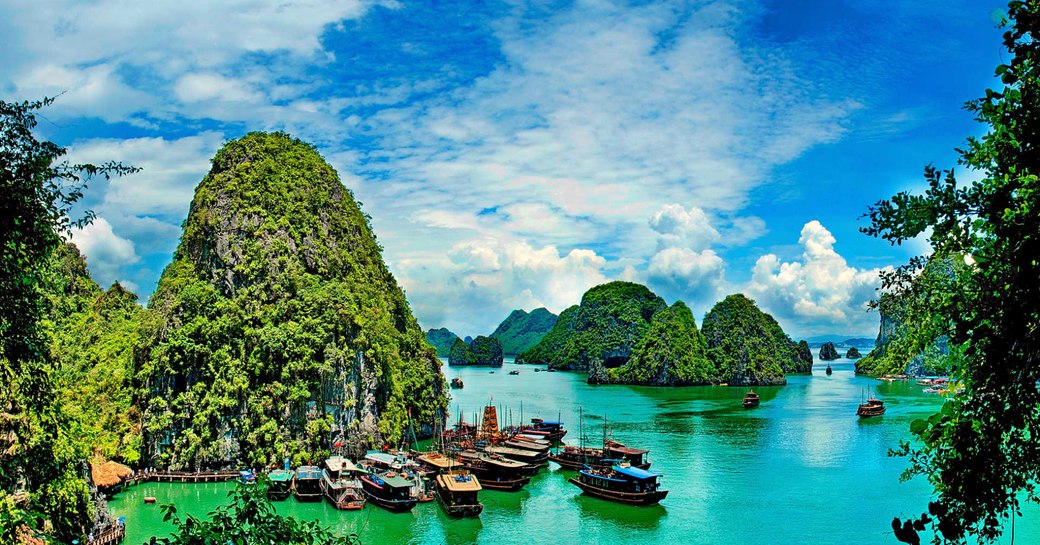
[0, 0, 1010, 340]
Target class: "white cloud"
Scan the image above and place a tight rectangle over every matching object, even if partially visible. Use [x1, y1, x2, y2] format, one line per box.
[747, 220, 887, 336]
[174, 73, 262, 103]
[649, 204, 720, 251]
[646, 247, 725, 309]
[70, 217, 140, 288]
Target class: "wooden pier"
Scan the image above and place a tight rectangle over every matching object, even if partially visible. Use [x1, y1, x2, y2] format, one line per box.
[89, 524, 125, 545]
[125, 471, 240, 485]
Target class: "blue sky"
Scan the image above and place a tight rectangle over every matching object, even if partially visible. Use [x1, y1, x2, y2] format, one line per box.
[1, 0, 1008, 339]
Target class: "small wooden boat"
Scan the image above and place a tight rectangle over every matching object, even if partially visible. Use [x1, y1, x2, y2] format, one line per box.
[143, 496, 156, 504]
[416, 452, 462, 474]
[457, 450, 532, 491]
[857, 397, 886, 417]
[267, 468, 295, 500]
[450, 377, 464, 389]
[569, 464, 668, 505]
[434, 472, 483, 518]
[321, 456, 365, 510]
[293, 466, 323, 501]
[360, 471, 419, 512]
[742, 390, 760, 408]
[485, 444, 549, 466]
[520, 418, 567, 441]
[509, 370, 520, 375]
[826, 364, 833, 375]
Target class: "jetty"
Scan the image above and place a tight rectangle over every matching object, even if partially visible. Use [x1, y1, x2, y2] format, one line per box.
[125, 470, 240, 485]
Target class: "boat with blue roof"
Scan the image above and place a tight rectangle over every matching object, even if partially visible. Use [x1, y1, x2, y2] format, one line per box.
[360, 471, 419, 512]
[293, 465, 323, 501]
[266, 468, 294, 500]
[569, 464, 668, 505]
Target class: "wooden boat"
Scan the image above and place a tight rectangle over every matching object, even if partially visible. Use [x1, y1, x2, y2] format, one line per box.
[361, 451, 431, 502]
[321, 456, 365, 510]
[742, 390, 760, 408]
[568, 464, 668, 505]
[238, 470, 256, 484]
[360, 471, 419, 512]
[267, 469, 295, 500]
[826, 364, 833, 375]
[485, 444, 549, 466]
[857, 397, 886, 418]
[416, 452, 462, 474]
[457, 450, 532, 491]
[520, 418, 567, 441]
[450, 377, 464, 389]
[434, 472, 483, 518]
[294, 466, 323, 501]
[503, 438, 551, 454]
[143, 496, 156, 504]
[509, 370, 520, 375]
[603, 441, 652, 469]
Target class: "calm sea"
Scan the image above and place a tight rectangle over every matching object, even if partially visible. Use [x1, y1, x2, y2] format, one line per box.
[109, 355, 1039, 544]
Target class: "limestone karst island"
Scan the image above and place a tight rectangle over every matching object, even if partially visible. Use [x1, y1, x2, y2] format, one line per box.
[3, 2, 1038, 545]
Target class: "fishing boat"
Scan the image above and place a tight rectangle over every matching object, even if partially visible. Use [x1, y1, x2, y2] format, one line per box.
[450, 377, 464, 389]
[602, 441, 652, 469]
[321, 456, 365, 510]
[434, 472, 483, 517]
[509, 370, 520, 375]
[293, 466, 323, 501]
[520, 418, 567, 441]
[857, 397, 886, 418]
[569, 464, 668, 505]
[550, 410, 652, 470]
[826, 364, 833, 375]
[457, 450, 533, 491]
[416, 451, 461, 474]
[485, 444, 549, 466]
[359, 471, 419, 512]
[267, 468, 295, 500]
[742, 390, 760, 408]
[503, 437, 551, 454]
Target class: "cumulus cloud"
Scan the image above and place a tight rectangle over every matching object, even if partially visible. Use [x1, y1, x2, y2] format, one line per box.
[70, 217, 140, 288]
[646, 247, 725, 307]
[397, 238, 610, 337]
[747, 220, 886, 336]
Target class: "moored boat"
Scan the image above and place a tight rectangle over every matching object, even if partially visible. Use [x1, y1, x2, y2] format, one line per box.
[568, 464, 668, 505]
[509, 370, 520, 375]
[457, 450, 532, 491]
[743, 390, 760, 408]
[293, 466, 323, 501]
[434, 472, 483, 517]
[826, 364, 833, 375]
[857, 397, 886, 418]
[321, 456, 365, 510]
[360, 471, 419, 512]
[450, 377, 464, 389]
[267, 469, 294, 500]
[520, 418, 566, 441]
[238, 470, 256, 485]
[485, 444, 549, 466]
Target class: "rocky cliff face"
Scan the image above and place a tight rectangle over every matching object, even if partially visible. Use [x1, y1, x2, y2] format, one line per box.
[819, 342, 840, 360]
[856, 293, 950, 376]
[701, 294, 810, 386]
[140, 132, 447, 469]
[846, 347, 862, 359]
[489, 308, 558, 355]
[448, 335, 504, 366]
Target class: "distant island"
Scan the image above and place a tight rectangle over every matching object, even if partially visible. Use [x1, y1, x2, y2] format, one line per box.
[490, 308, 558, 355]
[449, 335, 504, 366]
[426, 327, 462, 357]
[519, 282, 811, 386]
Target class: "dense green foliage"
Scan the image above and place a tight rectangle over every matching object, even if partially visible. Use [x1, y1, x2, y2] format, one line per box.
[865, 3, 1040, 541]
[594, 302, 716, 385]
[797, 340, 813, 365]
[701, 294, 809, 386]
[519, 282, 666, 372]
[425, 328, 461, 357]
[818, 342, 840, 361]
[448, 335, 503, 366]
[47, 244, 149, 465]
[0, 98, 135, 543]
[489, 308, 558, 355]
[155, 480, 357, 545]
[139, 132, 446, 469]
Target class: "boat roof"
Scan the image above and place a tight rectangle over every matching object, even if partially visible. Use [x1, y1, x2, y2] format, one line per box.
[531, 420, 563, 426]
[379, 474, 414, 488]
[487, 445, 535, 457]
[606, 445, 649, 455]
[326, 456, 359, 473]
[515, 434, 551, 444]
[269, 469, 294, 481]
[365, 452, 401, 465]
[418, 453, 459, 469]
[296, 466, 322, 479]
[437, 473, 481, 492]
[613, 465, 661, 480]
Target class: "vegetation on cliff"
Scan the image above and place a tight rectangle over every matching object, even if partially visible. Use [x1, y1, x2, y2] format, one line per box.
[448, 335, 504, 366]
[425, 328, 461, 357]
[489, 308, 558, 355]
[138, 132, 447, 469]
[591, 302, 715, 385]
[519, 282, 666, 371]
[701, 294, 810, 386]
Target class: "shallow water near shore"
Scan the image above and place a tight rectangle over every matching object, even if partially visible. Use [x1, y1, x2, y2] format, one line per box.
[109, 356, 1040, 544]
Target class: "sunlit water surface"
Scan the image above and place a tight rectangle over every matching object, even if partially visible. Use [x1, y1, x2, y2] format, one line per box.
[110, 355, 1040, 544]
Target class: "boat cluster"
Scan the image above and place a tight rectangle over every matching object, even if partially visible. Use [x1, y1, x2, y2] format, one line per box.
[251, 410, 667, 517]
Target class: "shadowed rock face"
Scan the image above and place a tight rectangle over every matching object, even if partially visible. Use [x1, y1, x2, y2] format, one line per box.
[141, 132, 446, 468]
[449, 336, 504, 366]
[819, 342, 841, 360]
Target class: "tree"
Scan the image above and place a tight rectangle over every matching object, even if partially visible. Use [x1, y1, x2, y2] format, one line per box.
[154, 480, 358, 545]
[863, 2, 1040, 542]
[0, 98, 136, 543]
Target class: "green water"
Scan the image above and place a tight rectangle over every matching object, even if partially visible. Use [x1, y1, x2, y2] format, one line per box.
[110, 357, 1040, 544]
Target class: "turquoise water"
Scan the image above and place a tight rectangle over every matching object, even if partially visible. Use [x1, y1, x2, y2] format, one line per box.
[109, 356, 1040, 544]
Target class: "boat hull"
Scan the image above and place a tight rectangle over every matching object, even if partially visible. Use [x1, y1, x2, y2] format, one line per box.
[549, 453, 650, 471]
[568, 477, 668, 505]
[435, 491, 483, 518]
[468, 473, 530, 491]
[293, 479, 323, 502]
[360, 487, 418, 512]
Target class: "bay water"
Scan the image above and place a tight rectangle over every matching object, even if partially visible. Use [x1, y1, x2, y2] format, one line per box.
[109, 356, 1039, 544]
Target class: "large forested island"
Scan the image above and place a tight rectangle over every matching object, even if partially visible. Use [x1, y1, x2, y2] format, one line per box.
[519, 282, 811, 386]
[51, 132, 449, 471]
[489, 308, 558, 355]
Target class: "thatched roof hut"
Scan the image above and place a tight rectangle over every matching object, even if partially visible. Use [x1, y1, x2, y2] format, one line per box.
[92, 460, 132, 488]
